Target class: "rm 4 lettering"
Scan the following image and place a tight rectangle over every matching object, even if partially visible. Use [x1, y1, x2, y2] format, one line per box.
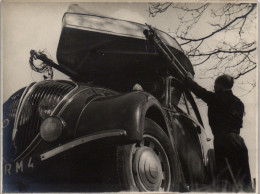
[4, 157, 34, 175]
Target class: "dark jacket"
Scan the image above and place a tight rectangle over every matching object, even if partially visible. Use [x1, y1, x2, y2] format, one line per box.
[185, 77, 244, 136]
[186, 78, 252, 191]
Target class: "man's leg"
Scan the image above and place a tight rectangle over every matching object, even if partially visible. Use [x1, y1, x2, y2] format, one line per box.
[225, 134, 252, 191]
[214, 138, 233, 191]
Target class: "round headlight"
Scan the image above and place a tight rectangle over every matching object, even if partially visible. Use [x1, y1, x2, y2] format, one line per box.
[40, 117, 63, 142]
[38, 94, 60, 119]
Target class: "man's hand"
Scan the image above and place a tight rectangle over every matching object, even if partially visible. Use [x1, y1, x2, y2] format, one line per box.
[186, 72, 194, 80]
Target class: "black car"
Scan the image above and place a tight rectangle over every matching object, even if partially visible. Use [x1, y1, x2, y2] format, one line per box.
[2, 4, 216, 192]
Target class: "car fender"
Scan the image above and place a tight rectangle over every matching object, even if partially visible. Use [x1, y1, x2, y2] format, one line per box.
[74, 91, 171, 142]
[38, 91, 175, 162]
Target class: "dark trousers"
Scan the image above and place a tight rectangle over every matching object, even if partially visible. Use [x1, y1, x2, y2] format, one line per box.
[214, 133, 252, 192]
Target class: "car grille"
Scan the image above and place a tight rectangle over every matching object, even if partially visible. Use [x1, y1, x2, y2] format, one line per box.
[13, 81, 75, 156]
[7, 98, 20, 118]
[4, 88, 26, 119]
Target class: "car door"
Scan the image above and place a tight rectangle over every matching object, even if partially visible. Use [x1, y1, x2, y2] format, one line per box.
[184, 91, 216, 183]
[166, 77, 208, 187]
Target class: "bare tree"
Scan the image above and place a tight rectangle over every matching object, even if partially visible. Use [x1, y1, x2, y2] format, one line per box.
[149, 3, 257, 92]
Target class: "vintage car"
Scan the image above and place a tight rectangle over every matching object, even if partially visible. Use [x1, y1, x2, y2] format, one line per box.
[2, 4, 216, 192]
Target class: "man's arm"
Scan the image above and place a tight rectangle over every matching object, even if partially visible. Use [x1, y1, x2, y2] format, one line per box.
[185, 73, 215, 104]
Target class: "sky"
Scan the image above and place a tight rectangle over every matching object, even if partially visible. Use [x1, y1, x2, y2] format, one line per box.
[2, 2, 257, 178]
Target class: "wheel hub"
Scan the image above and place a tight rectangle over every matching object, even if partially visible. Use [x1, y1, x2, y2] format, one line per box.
[133, 147, 163, 191]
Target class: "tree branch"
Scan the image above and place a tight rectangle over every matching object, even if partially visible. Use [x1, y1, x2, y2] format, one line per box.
[178, 4, 256, 45]
[234, 65, 256, 79]
[188, 47, 256, 57]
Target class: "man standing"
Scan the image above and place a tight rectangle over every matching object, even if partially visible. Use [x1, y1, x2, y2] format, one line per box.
[185, 73, 252, 192]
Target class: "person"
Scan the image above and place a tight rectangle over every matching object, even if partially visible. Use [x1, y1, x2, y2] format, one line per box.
[185, 72, 252, 192]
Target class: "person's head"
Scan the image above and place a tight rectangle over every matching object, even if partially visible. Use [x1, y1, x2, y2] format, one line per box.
[214, 74, 234, 92]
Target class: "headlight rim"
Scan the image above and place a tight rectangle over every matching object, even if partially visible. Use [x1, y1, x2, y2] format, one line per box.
[40, 116, 65, 142]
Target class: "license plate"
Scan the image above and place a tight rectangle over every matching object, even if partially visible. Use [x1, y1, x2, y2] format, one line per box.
[3, 157, 34, 176]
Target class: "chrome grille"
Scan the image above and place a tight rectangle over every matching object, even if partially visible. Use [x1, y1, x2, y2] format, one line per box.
[14, 81, 75, 155]
[7, 98, 20, 118]
[5, 88, 26, 119]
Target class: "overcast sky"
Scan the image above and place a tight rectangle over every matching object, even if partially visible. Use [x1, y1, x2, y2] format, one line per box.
[2, 2, 257, 177]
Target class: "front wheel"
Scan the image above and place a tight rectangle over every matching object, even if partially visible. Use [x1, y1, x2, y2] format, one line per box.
[117, 118, 181, 192]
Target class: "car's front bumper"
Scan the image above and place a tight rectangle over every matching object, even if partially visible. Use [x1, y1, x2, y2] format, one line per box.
[3, 129, 127, 192]
[40, 129, 126, 161]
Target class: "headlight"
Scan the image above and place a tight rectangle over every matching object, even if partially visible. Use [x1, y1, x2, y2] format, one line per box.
[40, 116, 64, 142]
[38, 94, 60, 119]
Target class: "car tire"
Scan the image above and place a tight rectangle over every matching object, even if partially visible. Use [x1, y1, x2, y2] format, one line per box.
[116, 118, 181, 192]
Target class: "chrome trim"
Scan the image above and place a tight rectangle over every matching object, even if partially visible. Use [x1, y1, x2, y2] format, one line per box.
[12, 81, 49, 141]
[40, 130, 127, 161]
[56, 87, 93, 116]
[13, 134, 42, 162]
[56, 80, 79, 88]
[51, 81, 79, 116]
[11, 83, 33, 140]
[74, 95, 103, 136]
[163, 107, 204, 130]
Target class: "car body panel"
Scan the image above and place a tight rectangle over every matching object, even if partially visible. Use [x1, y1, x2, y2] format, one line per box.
[3, 79, 215, 192]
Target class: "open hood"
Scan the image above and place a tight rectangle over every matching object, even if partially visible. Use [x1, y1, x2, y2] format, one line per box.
[56, 4, 194, 80]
